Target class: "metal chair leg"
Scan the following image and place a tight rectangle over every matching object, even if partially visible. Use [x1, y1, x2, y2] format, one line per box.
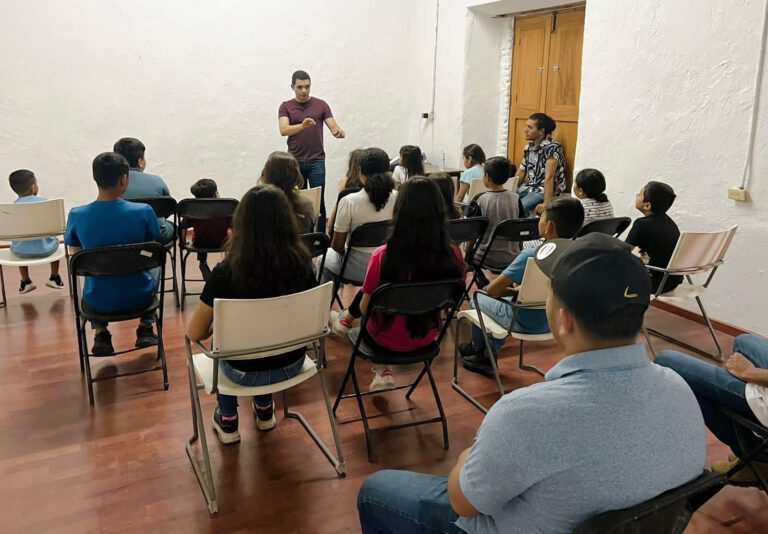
[83, 323, 95, 405]
[518, 340, 545, 376]
[332, 353, 357, 414]
[647, 295, 723, 362]
[348, 363, 374, 462]
[424, 362, 449, 450]
[0, 265, 6, 308]
[179, 251, 188, 311]
[451, 317, 490, 414]
[157, 318, 169, 390]
[185, 355, 218, 515]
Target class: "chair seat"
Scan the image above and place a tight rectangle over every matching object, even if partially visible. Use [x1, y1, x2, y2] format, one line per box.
[457, 309, 552, 342]
[349, 328, 441, 364]
[653, 284, 705, 304]
[80, 296, 160, 322]
[192, 353, 317, 395]
[0, 244, 66, 267]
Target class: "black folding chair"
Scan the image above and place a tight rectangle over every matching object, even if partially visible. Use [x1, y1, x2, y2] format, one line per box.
[331, 220, 390, 309]
[573, 471, 725, 533]
[328, 187, 362, 240]
[70, 242, 168, 405]
[720, 407, 768, 493]
[448, 217, 489, 303]
[301, 232, 331, 284]
[468, 218, 540, 293]
[177, 198, 238, 310]
[575, 216, 631, 239]
[332, 280, 465, 462]
[127, 196, 179, 308]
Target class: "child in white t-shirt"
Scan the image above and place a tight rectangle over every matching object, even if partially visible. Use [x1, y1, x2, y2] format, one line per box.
[392, 145, 424, 186]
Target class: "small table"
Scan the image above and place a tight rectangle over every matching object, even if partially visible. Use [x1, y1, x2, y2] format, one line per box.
[423, 163, 462, 192]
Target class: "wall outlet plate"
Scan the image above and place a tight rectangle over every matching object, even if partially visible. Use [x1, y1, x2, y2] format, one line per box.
[421, 112, 432, 119]
[728, 187, 748, 201]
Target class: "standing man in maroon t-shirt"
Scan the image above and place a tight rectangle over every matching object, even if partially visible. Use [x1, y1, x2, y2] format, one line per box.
[278, 70, 345, 230]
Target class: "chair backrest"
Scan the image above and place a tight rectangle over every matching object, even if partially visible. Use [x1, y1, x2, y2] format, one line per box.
[211, 282, 333, 358]
[369, 280, 466, 316]
[466, 176, 518, 201]
[490, 218, 541, 243]
[572, 471, 725, 534]
[301, 232, 330, 259]
[516, 258, 550, 305]
[576, 216, 631, 239]
[127, 196, 178, 219]
[70, 242, 165, 277]
[448, 217, 489, 246]
[667, 226, 738, 272]
[177, 198, 239, 221]
[348, 220, 391, 248]
[299, 187, 322, 216]
[0, 199, 66, 241]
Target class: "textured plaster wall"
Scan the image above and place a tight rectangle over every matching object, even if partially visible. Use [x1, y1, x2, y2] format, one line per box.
[577, 0, 768, 334]
[0, 0, 415, 210]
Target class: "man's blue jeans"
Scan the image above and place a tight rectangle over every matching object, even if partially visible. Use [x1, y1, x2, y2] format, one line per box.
[299, 160, 326, 231]
[357, 470, 465, 534]
[655, 334, 768, 457]
[217, 356, 305, 416]
[517, 188, 544, 217]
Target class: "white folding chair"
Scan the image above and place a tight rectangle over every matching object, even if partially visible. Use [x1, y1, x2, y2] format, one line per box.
[0, 199, 68, 307]
[185, 282, 345, 515]
[645, 226, 738, 361]
[453, 258, 552, 413]
[462, 176, 519, 204]
[299, 186, 322, 217]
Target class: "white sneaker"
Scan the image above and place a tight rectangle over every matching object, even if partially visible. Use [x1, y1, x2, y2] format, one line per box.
[253, 400, 277, 431]
[45, 275, 65, 289]
[330, 310, 352, 337]
[369, 366, 396, 392]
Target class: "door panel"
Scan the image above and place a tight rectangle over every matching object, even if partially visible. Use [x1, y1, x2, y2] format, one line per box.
[545, 11, 585, 121]
[510, 16, 551, 115]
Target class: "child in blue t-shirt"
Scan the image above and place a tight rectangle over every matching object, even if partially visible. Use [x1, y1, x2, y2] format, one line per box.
[455, 143, 486, 202]
[459, 197, 584, 375]
[65, 152, 160, 356]
[8, 170, 64, 293]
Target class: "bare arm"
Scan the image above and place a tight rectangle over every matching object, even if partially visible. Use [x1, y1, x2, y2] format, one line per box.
[726, 353, 768, 387]
[456, 182, 470, 203]
[324, 117, 345, 139]
[331, 231, 347, 255]
[360, 292, 371, 315]
[279, 116, 316, 137]
[534, 158, 558, 216]
[486, 273, 517, 298]
[515, 163, 527, 185]
[68, 246, 82, 254]
[448, 447, 480, 517]
[187, 301, 214, 342]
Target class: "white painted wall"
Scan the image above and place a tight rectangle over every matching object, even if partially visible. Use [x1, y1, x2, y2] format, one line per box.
[0, 0, 416, 210]
[577, 0, 768, 335]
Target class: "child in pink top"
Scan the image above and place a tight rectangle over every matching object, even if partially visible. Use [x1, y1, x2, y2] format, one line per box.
[332, 177, 466, 391]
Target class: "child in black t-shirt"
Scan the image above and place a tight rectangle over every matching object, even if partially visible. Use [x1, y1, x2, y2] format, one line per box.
[625, 181, 682, 294]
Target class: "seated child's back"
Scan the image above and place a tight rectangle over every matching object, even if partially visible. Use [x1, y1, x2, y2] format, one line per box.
[183, 179, 231, 249]
[65, 153, 159, 313]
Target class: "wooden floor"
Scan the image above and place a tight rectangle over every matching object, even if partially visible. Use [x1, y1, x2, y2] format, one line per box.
[1, 263, 766, 533]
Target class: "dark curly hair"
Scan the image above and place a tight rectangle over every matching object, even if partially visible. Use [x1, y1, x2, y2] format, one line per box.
[360, 148, 395, 211]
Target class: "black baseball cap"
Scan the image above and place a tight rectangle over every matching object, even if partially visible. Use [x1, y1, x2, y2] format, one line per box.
[533, 233, 651, 320]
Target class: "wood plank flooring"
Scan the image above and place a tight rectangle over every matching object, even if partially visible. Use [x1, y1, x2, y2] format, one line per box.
[0, 262, 766, 533]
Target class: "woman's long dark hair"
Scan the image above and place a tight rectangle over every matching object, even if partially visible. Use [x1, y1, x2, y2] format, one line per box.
[575, 168, 609, 203]
[259, 151, 309, 217]
[345, 148, 365, 189]
[375, 177, 463, 338]
[364, 172, 395, 211]
[225, 185, 309, 293]
[429, 173, 462, 219]
[400, 145, 425, 179]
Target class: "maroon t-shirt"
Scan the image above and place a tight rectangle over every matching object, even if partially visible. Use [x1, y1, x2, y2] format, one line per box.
[278, 97, 332, 162]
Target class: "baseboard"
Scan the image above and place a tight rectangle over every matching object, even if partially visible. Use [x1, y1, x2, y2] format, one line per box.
[650, 300, 749, 338]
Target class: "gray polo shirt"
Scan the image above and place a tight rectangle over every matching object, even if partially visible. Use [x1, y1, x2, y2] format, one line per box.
[123, 168, 172, 237]
[457, 344, 706, 534]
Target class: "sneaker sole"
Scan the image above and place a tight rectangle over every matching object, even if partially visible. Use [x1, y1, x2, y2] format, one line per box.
[45, 282, 64, 289]
[329, 312, 350, 337]
[135, 339, 159, 348]
[255, 415, 278, 431]
[212, 420, 241, 444]
[19, 284, 37, 294]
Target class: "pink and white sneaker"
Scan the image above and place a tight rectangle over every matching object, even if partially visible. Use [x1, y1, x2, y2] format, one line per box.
[369, 366, 396, 392]
[330, 310, 353, 337]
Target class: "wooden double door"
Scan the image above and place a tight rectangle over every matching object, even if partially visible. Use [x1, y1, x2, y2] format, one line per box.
[507, 10, 585, 188]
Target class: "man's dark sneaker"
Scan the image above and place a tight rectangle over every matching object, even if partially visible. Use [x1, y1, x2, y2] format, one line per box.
[19, 279, 37, 294]
[46, 275, 65, 289]
[252, 400, 277, 431]
[135, 324, 159, 348]
[459, 342, 484, 358]
[92, 330, 115, 356]
[212, 409, 241, 444]
[462, 352, 496, 376]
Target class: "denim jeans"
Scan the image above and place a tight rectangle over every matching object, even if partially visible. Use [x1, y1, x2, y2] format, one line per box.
[357, 470, 464, 534]
[655, 334, 768, 457]
[517, 188, 544, 217]
[157, 219, 175, 244]
[300, 160, 326, 230]
[469, 293, 548, 355]
[217, 356, 306, 416]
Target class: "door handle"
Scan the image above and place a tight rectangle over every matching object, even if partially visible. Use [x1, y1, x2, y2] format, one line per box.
[537, 67, 545, 73]
[552, 66, 560, 72]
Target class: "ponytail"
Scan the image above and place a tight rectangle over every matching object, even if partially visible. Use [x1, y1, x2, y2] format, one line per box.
[364, 172, 395, 211]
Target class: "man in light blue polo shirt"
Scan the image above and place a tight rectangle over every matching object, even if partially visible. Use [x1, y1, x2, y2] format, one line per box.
[114, 137, 174, 244]
[357, 233, 707, 534]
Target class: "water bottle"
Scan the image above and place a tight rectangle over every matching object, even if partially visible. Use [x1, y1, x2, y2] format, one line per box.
[440, 151, 446, 171]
